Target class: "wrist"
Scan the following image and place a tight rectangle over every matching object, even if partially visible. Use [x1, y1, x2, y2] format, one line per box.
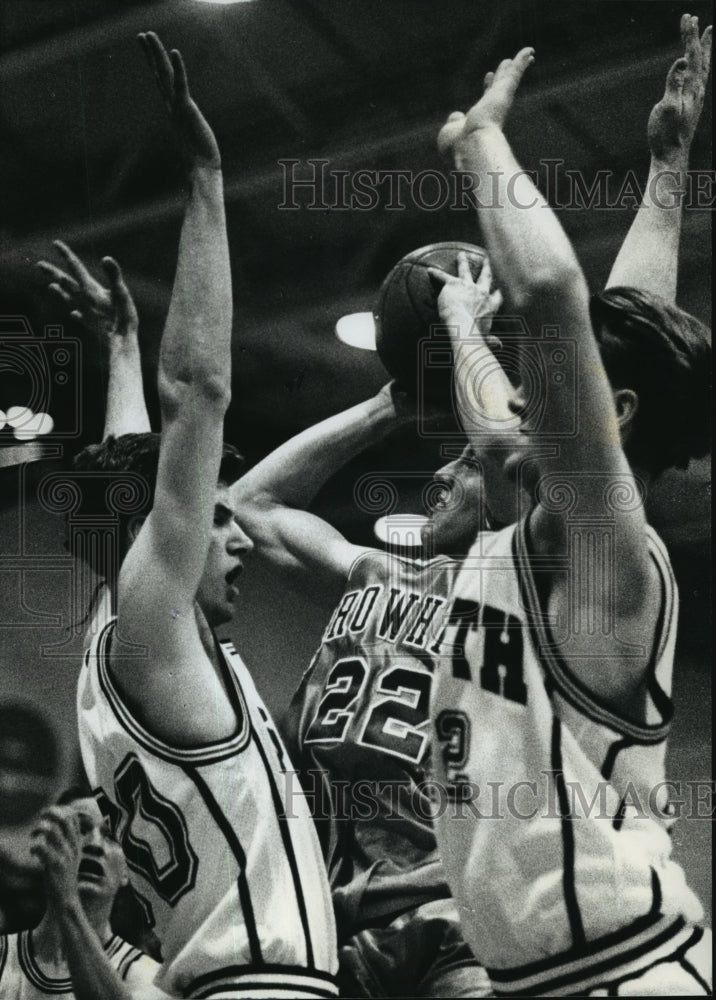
[108, 332, 141, 357]
[650, 147, 690, 172]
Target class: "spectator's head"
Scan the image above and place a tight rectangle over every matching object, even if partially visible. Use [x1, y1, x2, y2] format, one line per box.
[590, 288, 711, 477]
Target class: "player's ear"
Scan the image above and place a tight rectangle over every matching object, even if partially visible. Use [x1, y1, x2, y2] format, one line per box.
[613, 388, 639, 440]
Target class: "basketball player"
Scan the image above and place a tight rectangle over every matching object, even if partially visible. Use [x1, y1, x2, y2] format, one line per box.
[45, 15, 708, 998]
[429, 18, 712, 997]
[0, 789, 165, 1000]
[69, 32, 338, 1000]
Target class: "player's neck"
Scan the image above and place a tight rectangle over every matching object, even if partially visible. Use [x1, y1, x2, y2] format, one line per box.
[32, 911, 66, 968]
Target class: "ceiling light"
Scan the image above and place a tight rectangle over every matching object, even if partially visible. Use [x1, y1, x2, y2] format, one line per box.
[335, 312, 377, 351]
[3, 407, 54, 441]
[194, 0, 256, 5]
[374, 513, 428, 550]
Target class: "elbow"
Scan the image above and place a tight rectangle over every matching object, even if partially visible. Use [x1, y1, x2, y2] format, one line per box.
[511, 262, 587, 315]
[158, 371, 231, 417]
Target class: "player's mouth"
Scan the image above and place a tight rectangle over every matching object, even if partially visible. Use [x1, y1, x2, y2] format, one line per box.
[78, 856, 105, 883]
[225, 564, 243, 597]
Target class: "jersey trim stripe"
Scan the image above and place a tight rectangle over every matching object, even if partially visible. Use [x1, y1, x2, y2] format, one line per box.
[513, 519, 673, 742]
[186, 964, 339, 999]
[181, 763, 263, 965]
[94, 619, 252, 764]
[250, 723, 315, 968]
[551, 716, 586, 947]
[0, 934, 7, 982]
[487, 913, 695, 995]
[18, 929, 73, 993]
[600, 737, 633, 780]
[117, 943, 144, 980]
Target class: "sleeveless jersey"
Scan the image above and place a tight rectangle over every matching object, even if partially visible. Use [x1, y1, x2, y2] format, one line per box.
[431, 517, 708, 997]
[0, 930, 158, 999]
[283, 548, 467, 941]
[77, 597, 338, 1000]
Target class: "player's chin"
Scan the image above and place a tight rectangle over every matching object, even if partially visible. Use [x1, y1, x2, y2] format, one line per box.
[214, 597, 238, 627]
[423, 513, 475, 558]
[77, 877, 109, 899]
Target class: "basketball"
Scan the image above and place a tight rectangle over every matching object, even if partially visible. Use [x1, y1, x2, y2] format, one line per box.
[374, 242, 488, 401]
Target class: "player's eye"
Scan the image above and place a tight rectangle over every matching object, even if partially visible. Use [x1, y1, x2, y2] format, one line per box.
[214, 506, 230, 527]
[78, 816, 94, 835]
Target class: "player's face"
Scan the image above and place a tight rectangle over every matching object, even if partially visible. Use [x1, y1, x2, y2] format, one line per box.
[71, 797, 128, 903]
[196, 484, 254, 627]
[422, 446, 486, 556]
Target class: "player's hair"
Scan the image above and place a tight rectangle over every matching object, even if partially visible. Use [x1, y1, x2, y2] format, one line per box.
[70, 432, 244, 579]
[590, 287, 711, 476]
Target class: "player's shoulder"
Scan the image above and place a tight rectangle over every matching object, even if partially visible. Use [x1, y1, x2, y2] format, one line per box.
[106, 935, 160, 983]
[346, 545, 461, 588]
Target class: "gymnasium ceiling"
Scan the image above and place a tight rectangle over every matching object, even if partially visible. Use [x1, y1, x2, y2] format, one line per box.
[0, 0, 712, 540]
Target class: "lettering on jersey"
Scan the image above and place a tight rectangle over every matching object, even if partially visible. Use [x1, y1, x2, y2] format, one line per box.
[438, 597, 480, 678]
[100, 753, 198, 907]
[445, 598, 527, 705]
[349, 585, 381, 631]
[481, 604, 527, 705]
[377, 589, 421, 641]
[304, 656, 369, 743]
[325, 591, 360, 639]
[404, 595, 446, 648]
[323, 582, 447, 651]
[359, 666, 432, 763]
[435, 710, 471, 798]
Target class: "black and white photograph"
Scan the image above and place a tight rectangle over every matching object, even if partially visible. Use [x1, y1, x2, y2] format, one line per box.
[0, 1, 711, 997]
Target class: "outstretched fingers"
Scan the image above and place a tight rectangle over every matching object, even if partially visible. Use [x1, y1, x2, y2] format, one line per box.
[139, 31, 175, 108]
[475, 255, 492, 294]
[457, 250, 473, 283]
[170, 49, 190, 101]
[427, 265, 452, 286]
[53, 240, 93, 288]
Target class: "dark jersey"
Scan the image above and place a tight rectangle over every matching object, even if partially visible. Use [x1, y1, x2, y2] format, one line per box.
[283, 548, 462, 942]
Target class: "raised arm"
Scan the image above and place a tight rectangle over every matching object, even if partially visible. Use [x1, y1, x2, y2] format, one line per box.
[113, 33, 234, 737]
[428, 252, 525, 523]
[442, 50, 660, 705]
[606, 14, 712, 297]
[38, 242, 150, 439]
[233, 385, 413, 604]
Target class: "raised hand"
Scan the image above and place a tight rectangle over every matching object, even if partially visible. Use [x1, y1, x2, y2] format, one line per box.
[37, 241, 138, 344]
[139, 31, 221, 170]
[648, 13, 712, 161]
[30, 806, 82, 906]
[438, 47, 535, 158]
[428, 252, 503, 340]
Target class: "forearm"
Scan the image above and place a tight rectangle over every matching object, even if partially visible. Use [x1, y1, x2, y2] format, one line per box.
[54, 900, 133, 1000]
[104, 335, 151, 439]
[459, 126, 582, 306]
[159, 166, 232, 405]
[605, 151, 688, 300]
[446, 303, 518, 442]
[236, 393, 404, 510]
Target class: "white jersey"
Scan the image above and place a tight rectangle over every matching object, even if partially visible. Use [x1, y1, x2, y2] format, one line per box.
[77, 597, 338, 999]
[0, 930, 158, 999]
[431, 518, 710, 997]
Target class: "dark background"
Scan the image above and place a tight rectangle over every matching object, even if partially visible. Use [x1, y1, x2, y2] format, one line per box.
[0, 0, 711, 922]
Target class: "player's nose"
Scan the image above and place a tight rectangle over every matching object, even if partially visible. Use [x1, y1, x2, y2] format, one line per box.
[229, 520, 254, 555]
